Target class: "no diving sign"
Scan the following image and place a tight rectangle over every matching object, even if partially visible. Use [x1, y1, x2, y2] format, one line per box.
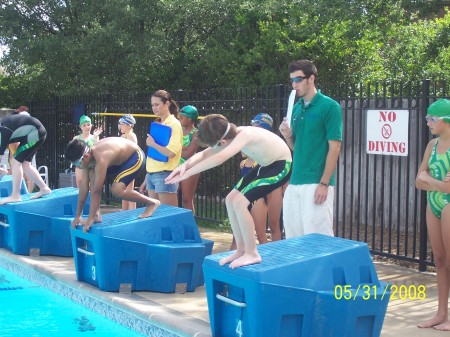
[366, 110, 409, 156]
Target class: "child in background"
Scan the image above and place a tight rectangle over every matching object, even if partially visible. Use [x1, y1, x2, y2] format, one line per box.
[178, 105, 201, 213]
[73, 115, 103, 188]
[166, 114, 291, 269]
[118, 114, 138, 210]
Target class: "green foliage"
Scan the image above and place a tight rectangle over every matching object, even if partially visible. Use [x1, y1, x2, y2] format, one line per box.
[0, 73, 32, 107]
[0, 0, 448, 101]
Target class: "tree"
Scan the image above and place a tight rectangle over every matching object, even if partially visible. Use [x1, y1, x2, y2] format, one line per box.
[0, 0, 447, 102]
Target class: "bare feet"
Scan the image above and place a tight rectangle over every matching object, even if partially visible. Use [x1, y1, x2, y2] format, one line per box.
[417, 315, 448, 328]
[229, 252, 262, 269]
[0, 195, 22, 205]
[82, 223, 93, 233]
[138, 200, 161, 218]
[94, 210, 102, 223]
[219, 251, 244, 266]
[434, 322, 450, 331]
[30, 187, 52, 199]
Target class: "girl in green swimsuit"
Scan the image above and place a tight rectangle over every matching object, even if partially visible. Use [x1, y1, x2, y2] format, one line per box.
[416, 99, 450, 330]
[73, 115, 103, 187]
[178, 105, 200, 213]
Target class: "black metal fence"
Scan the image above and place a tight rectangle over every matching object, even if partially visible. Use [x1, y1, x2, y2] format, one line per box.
[28, 80, 449, 270]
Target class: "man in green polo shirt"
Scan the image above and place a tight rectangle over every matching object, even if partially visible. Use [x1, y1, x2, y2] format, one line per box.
[279, 59, 342, 238]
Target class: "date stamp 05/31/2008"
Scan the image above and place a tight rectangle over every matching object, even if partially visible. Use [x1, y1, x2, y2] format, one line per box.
[334, 284, 426, 301]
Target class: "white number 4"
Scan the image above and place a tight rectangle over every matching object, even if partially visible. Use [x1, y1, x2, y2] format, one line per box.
[236, 320, 242, 337]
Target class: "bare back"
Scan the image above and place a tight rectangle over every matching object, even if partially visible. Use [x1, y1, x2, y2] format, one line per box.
[90, 137, 141, 168]
[236, 126, 291, 166]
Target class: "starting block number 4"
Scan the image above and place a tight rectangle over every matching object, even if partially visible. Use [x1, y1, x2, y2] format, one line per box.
[236, 320, 243, 337]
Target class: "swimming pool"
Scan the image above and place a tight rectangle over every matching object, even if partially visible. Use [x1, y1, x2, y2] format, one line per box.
[0, 250, 189, 337]
[0, 266, 145, 336]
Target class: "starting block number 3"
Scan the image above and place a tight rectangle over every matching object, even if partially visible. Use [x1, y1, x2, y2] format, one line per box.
[91, 266, 96, 281]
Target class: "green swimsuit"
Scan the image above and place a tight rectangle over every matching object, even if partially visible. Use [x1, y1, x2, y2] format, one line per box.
[427, 139, 450, 218]
[77, 134, 95, 148]
[179, 128, 196, 165]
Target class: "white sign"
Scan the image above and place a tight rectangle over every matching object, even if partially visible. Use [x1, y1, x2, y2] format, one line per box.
[285, 90, 296, 127]
[366, 110, 409, 156]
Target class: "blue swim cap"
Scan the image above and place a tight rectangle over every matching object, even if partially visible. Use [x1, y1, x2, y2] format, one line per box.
[251, 113, 273, 131]
[119, 114, 136, 125]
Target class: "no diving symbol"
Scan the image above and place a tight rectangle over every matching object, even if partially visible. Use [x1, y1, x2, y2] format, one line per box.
[381, 124, 392, 139]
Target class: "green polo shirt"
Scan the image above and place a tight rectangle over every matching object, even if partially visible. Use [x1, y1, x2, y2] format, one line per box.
[290, 90, 342, 186]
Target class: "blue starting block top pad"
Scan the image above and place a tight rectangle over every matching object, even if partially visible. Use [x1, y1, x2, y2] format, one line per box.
[0, 187, 80, 214]
[71, 205, 214, 292]
[0, 188, 89, 256]
[204, 233, 379, 291]
[0, 175, 28, 197]
[87, 204, 203, 244]
[203, 234, 390, 337]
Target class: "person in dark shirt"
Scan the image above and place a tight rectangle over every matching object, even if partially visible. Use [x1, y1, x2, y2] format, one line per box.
[0, 113, 51, 204]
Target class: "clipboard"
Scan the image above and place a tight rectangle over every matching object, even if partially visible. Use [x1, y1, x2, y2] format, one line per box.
[147, 122, 172, 162]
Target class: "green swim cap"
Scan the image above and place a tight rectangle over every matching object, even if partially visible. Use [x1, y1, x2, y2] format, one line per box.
[180, 105, 198, 121]
[427, 99, 450, 119]
[79, 115, 92, 125]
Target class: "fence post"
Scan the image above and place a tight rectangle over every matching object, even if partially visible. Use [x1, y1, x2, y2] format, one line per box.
[277, 84, 286, 124]
[418, 79, 431, 272]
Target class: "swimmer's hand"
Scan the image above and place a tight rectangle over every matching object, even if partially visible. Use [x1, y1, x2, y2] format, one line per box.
[165, 166, 187, 184]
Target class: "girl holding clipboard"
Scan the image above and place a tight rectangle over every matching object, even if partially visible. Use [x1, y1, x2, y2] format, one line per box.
[139, 90, 183, 206]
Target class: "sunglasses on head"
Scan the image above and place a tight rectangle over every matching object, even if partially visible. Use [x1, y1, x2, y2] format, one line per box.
[289, 75, 310, 84]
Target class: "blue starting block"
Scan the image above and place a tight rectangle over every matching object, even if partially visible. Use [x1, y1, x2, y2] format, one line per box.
[0, 175, 28, 197]
[0, 187, 89, 256]
[203, 234, 390, 337]
[70, 205, 214, 293]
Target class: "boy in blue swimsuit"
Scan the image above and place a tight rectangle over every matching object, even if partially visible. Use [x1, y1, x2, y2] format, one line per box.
[166, 114, 291, 269]
[65, 137, 160, 232]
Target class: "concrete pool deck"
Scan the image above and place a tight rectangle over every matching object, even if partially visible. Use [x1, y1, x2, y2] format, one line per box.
[0, 211, 443, 337]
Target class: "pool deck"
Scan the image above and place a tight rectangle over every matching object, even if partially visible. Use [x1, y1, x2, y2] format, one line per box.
[0, 207, 443, 337]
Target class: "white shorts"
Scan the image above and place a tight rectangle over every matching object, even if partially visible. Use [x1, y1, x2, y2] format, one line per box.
[283, 184, 334, 238]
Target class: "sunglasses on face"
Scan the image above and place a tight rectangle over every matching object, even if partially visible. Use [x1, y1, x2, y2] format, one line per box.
[71, 156, 84, 168]
[425, 115, 450, 123]
[289, 75, 310, 84]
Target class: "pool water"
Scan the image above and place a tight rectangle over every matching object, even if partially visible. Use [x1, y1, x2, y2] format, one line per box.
[0, 267, 145, 336]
